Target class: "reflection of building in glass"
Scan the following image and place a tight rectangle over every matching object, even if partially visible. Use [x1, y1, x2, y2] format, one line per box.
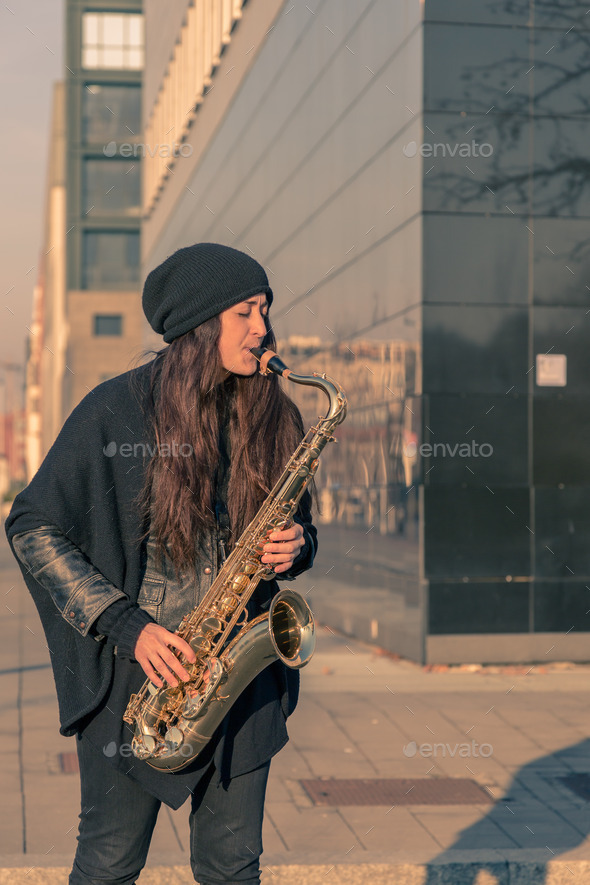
[28, 0, 145, 466]
[140, 0, 590, 664]
[278, 337, 420, 537]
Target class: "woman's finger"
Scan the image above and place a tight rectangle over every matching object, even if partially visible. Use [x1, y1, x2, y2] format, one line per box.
[150, 653, 186, 687]
[268, 524, 303, 543]
[263, 550, 296, 562]
[166, 634, 197, 663]
[272, 560, 297, 574]
[154, 645, 193, 683]
[135, 627, 194, 686]
[263, 545, 300, 559]
[263, 530, 304, 555]
[137, 654, 165, 688]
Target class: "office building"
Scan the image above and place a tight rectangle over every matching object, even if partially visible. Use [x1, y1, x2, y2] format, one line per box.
[141, 0, 590, 663]
[31, 0, 146, 465]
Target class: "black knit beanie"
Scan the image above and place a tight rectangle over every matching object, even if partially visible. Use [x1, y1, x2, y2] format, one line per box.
[142, 243, 273, 343]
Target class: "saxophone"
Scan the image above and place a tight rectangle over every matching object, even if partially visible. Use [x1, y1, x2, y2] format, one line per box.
[123, 347, 347, 771]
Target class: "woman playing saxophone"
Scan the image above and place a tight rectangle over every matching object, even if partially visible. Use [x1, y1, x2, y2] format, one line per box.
[5, 243, 320, 885]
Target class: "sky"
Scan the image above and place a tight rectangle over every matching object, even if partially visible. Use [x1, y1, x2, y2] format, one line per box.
[0, 1, 64, 369]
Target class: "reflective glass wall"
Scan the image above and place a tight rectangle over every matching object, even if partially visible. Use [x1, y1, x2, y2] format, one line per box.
[144, 0, 424, 660]
[422, 0, 590, 658]
[143, 0, 590, 661]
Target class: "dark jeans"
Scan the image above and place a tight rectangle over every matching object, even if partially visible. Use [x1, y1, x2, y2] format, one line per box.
[69, 735, 271, 885]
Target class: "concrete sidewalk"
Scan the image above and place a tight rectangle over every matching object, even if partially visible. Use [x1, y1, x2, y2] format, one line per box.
[2, 535, 590, 884]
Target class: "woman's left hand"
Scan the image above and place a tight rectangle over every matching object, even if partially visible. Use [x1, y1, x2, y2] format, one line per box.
[261, 523, 305, 574]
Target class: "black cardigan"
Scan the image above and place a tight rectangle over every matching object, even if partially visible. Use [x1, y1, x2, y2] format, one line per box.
[5, 360, 317, 807]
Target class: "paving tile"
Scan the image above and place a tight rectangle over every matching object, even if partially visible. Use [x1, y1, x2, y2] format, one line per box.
[413, 808, 520, 850]
[266, 771, 294, 804]
[337, 806, 442, 853]
[0, 772, 24, 853]
[264, 802, 361, 854]
[261, 812, 288, 857]
[294, 749, 377, 779]
[148, 806, 189, 855]
[23, 776, 80, 856]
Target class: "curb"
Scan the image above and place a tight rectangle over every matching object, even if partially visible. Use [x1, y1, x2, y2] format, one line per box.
[2, 861, 590, 884]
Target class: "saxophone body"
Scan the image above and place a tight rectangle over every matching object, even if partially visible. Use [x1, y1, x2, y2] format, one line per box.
[123, 348, 347, 771]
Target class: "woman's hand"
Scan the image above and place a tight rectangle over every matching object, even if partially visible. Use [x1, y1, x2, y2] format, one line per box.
[261, 523, 305, 574]
[134, 623, 196, 688]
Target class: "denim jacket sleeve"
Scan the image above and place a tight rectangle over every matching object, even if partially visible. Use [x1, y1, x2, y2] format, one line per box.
[11, 524, 127, 639]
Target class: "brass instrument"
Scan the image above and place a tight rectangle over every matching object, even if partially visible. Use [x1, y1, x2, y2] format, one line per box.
[123, 347, 347, 771]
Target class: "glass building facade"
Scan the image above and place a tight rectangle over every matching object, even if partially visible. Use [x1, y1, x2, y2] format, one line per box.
[142, 0, 590, 662]
[57, 0, 145, 420]
[66, 0, 143, 293]
[420, 0, 590, 661]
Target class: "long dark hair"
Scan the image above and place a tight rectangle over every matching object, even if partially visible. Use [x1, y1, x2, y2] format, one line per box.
[131, 315, 310, 580]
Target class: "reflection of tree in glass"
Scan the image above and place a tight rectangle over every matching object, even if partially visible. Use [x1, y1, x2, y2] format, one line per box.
[427, 0, 590, 219]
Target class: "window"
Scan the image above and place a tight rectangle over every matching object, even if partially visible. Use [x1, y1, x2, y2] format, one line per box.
[83, 84, 141, 142]
[82, 13, 144, 70]
[83, 159, 141, 215]
[94, 315, 123, 336]
[82, 232, 140, 289]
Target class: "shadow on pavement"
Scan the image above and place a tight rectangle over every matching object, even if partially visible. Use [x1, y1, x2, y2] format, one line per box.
[424, 739, 590, 882]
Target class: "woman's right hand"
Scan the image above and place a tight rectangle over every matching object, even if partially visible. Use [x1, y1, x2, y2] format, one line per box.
[134, 622, 196, 688]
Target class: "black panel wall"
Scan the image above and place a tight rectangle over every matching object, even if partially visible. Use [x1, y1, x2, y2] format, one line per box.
[422, 0, 590, 647]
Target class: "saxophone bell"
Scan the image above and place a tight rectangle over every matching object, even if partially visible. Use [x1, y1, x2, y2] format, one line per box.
[268, 589, 315, 669]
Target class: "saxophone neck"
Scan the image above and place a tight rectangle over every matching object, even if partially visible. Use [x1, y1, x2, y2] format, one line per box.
[251, 347, 347, 425]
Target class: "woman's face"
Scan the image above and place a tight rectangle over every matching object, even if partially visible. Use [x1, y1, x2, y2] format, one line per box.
[218, 293, 269, 376]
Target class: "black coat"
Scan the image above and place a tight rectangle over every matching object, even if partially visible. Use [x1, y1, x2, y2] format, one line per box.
[5, 360, 317, 808]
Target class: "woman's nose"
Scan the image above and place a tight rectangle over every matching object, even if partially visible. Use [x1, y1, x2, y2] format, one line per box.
[251, 310, 267, 338]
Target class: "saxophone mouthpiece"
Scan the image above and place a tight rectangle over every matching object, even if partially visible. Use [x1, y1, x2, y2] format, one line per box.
[250, 347, 291, 377]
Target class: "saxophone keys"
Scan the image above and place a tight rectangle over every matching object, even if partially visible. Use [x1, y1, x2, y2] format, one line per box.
[183, 657, 225, 720]
[219, 596, 238, 617]
[201, 616, 224, 635]
[132, 731, 159, 760]
[164, 726, 184, 752]
[189, 636, 212, 655]
[183, 694, 205, 718]
[230, 575, 250, 594]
